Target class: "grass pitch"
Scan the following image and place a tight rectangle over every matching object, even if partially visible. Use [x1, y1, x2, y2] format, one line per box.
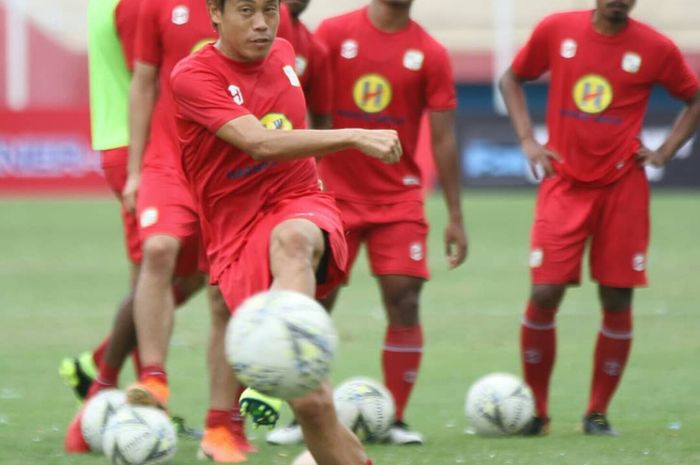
[0, 190, 698, 465]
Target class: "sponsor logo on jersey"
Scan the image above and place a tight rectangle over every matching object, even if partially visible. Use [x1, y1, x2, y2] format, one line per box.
[191, 38, 215, 54]
[409, 242, 423, 261]
[632, 253, 646, 272]
[560, 39, 577, 59]
[171, 5, 189, 25]
[340, 39, 359, 59]
[228, 85, 244, 105]
[140, 207, 159, 228]
[353, 73, 392, 113]
[295, 55, 308, 78]
[403, 49, 424, 71]
[283, 65, 301, 87]
[572, 74, 613, 114]
[529, 248, 543, 268]
[260, 113, 293, 130]
[622, 52, 642, 73]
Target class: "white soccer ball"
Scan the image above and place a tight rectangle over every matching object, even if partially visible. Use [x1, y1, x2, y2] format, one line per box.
[103, 405, 177, 465]
[333, 377, 396, 442]
[465, 372, 534, 436]
[226, 290, 338, 400]
[80, 389, 127, 453]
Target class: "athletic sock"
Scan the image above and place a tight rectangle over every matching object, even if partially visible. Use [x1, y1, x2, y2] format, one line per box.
[587, 309, 632, 415]
[91, 336, 110, 367]
[382, 325, 423, 422]
[520, 300, 557, 418]
[86, 362, 120, 399]
[206, 409, 233, 429]
[139, 364, 168, 385]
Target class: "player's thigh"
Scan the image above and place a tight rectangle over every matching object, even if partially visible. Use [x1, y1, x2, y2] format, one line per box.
[530, 177, 595, 285]
[366, 220, 430, 279]
[590, 168, 649, 287]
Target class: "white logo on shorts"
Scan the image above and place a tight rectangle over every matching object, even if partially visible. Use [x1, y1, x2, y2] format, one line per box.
[340, 39, 358, 59]
[140, 207, 159, 228]
[632, 253, 646, 272]
[171, 6, 189, 25]
[409, 242, 423, 262]
[529, 248, 544, 268]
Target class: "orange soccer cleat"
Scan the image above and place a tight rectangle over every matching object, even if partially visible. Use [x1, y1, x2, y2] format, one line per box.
[126, 377, 170, 410]
[198, 425, 247, 463]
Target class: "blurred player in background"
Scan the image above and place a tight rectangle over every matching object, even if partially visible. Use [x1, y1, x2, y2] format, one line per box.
[267, 0, 468, 446]
[499, 0, 700, 436]
[172, 3, 401, 464]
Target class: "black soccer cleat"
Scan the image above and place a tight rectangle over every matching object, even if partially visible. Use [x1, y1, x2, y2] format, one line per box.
[521, 416, 550, 436]
[583, 412, 618, 436]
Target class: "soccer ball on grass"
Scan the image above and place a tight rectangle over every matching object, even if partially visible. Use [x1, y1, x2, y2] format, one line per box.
[103, 404, 177, 465]
[80, 389, 126, 453]
[465, 372, 534, 436]
[333, 377, 395, 442]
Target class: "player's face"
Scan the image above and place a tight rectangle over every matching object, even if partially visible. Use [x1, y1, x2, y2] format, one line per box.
[210, 0, 280, 62]
[283, 0, 310, 17]
[596, 0, 636, 23]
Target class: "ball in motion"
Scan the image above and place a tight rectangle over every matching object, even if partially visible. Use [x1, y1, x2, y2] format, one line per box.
[333, 377, 396, 442]
[80, 389, 127, 453]
[103, 405, 177, 465]
[465, 372, 534, 436]
[226, 290, 338, 400]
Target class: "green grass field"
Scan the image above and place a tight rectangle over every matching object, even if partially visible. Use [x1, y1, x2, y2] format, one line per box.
[1, 191, 699, 465]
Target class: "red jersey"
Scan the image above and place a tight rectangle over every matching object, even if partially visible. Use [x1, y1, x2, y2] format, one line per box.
[512, 10, 700, 186]
[171, 40, 321, 280]
[134, 0, 216, 170]
[315, 7, 456, 203]
[115, 0, 140, 70]
[287, 18, 333, 115]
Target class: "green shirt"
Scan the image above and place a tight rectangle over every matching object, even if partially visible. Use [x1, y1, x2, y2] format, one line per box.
[88, 0, 130, 151]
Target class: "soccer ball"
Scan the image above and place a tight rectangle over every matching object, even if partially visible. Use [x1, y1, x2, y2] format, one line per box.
[333, 377, 396, 442]
[226, 289, 338, 400]
[80, 389, 126, 453]
[103, 405, 177, 465]
[465, 372, 534, 436]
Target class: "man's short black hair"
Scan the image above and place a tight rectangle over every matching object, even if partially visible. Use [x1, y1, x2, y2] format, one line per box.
[214, 0, 281, 11]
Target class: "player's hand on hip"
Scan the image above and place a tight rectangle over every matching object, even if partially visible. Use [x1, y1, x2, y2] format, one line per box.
[522, 138, 561, 180]
[636, 146, 671, 167]
[444, 221, 468, 269]
[122, 173, 141, 214]
[355, 129, 402, 164]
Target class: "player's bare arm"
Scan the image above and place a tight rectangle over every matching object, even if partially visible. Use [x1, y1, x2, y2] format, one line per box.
[428, 109, 467, 268]
[215, 114, 402, 164]
[637, 90, 700, 166]
[499, 68, 561, 179]
[123, 61, 158, 213]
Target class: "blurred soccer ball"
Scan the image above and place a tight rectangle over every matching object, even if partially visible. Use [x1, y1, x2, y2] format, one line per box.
[333, 377, 396, 442]
[465, 372, 534, 436]
[103, 405, 177, 465]
[80, 389, 126, 453]
[226, 290, 338, 400]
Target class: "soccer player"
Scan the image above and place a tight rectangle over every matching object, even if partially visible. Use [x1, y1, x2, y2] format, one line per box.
[268, 0, 468, 445]
[499, 0, 700, 435]
[282, 0, 333, 128]
[171, 2, 401, 464]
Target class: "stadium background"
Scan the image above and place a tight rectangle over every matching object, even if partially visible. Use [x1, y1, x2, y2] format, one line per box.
[1, 0, 698, 193]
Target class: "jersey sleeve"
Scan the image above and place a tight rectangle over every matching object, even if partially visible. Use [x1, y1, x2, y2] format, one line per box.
[171, 63, 252, 133]
[656, 43, 700, 101]
[424, 45, 457, 111]
[305, 38, 333, 115]
[134, 0, 162, 66]
[511, 15, 554, 79]
[114, 0, 139, 70]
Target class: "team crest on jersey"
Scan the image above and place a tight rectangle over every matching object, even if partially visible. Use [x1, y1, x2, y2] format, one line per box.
[560, 39, 577, 59]
[283, 65, 301, 88]
[572, 74, 613, 114]
[260, 113, 293, 130]
[353, 73, 392, 113]
[295, 55, 308, 78]
[403, 49, 424, 71]
[171, 5, 189, 25]
[341, 39, 359, 59]
[228, 85, 244, 105]
[622, 52, 642, 73]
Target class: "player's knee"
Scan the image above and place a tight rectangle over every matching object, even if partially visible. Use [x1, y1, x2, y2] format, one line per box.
[530, 285, 566, 309]
[290, 386, 334, 428]
[599, 286, 632, 311]
[142, 236, 179, 272]
[270, 224, 320, 269]
[386, 288, 420, 325]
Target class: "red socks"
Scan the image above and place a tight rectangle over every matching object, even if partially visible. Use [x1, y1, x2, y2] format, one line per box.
[520, 300, 557, 418]
[140, 364, 168, 384]
[587, 309, 632, 415]
[382, 325, 423, 422]
[206, 409, 232, 429]
[91, 337, 110, 368]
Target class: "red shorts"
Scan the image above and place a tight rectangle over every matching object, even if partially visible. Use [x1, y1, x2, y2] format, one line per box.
[101, 147, 142, 264]
[337, 198, 429, 280]
[137, 164, 207, 276]
[217, 193, 348, 313]
[530, 167, 649, 287]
